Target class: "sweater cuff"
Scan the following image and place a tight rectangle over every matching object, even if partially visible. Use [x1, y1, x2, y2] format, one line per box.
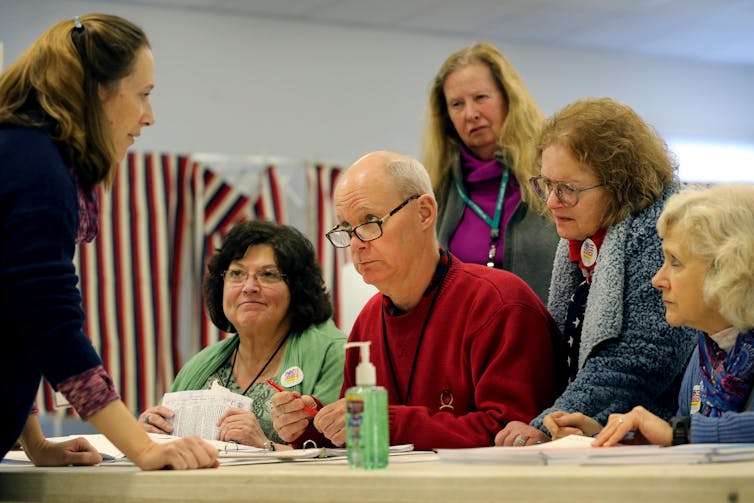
[56, 366, 120, 421]
[388, 407, 398, 439]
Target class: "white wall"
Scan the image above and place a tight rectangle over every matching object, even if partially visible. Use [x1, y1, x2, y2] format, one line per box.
[2, 0, 753, 169]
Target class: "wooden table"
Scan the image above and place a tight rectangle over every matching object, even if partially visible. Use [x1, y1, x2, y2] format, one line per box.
[1, 455, 752, 503]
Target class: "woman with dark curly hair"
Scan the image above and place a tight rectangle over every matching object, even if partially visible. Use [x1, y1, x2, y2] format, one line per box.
[496, 97, 698, 447]
[138, 220, 346, 451]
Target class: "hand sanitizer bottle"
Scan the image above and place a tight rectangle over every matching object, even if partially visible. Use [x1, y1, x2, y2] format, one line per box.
[344, 341, 388, 469]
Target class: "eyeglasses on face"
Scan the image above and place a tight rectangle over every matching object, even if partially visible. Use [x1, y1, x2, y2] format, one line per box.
[222, 266, 286, 286]
[529, 176, 603, 208]
[325, 194, 420, 248]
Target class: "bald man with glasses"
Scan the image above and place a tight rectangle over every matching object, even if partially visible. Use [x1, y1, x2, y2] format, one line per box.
[271, 151, 567, 451]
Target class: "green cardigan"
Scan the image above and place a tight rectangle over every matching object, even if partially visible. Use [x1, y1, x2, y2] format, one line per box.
[170, 320, 346, 406]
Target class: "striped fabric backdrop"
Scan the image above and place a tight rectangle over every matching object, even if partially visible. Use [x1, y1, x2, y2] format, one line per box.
[39, 152, 343, 416]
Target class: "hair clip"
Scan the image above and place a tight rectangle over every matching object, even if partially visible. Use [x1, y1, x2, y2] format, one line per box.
[72, 16, 84, 31]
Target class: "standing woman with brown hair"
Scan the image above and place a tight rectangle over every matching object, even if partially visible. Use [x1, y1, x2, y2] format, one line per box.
[422, 41, 558, 302]
[0, 13, 218, 469]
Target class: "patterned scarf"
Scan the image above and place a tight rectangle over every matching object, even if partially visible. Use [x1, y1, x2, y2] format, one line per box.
[71, 170, 100, 244]
[563, 278, 589, 382]
[563, 229, 607, 380]
[698, 329, 754, 417]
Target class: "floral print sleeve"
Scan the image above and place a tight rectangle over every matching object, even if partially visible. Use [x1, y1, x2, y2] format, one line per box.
[56, 366, 120, 421]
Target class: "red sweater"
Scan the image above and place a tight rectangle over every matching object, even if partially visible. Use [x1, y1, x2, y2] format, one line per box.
[344, 256, 567, 450]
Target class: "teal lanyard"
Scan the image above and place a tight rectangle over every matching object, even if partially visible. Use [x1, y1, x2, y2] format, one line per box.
[453, 169, 509, 267]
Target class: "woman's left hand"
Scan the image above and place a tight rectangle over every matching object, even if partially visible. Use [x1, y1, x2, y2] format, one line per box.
[592, 406, 671, 447]
[216, 408, 267, 447]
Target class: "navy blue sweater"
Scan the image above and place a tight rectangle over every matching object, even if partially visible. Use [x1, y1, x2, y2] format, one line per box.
[0, 125, 103, 459]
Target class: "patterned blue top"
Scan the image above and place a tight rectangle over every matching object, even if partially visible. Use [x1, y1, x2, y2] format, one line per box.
[679, 344, 754, 443]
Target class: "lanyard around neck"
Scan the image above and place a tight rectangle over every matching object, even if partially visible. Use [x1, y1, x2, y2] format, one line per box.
[454, 169, 509, 267]
[454, 168, 509, 231]
[381, 267, 447, 405]
[225, 335, 288, 396]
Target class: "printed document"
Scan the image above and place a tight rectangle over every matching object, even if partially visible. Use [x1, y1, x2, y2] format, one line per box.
[161, 380, 252, 440]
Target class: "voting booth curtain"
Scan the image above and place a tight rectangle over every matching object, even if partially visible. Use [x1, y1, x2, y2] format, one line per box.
[37, 151, 344, 415]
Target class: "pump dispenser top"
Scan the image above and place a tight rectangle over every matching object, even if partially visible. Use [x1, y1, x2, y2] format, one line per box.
[344, 341, 375, 386]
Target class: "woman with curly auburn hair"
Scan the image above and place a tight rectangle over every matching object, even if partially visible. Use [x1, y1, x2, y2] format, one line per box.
[1, 13, 219, 470]
[545, 184, 754, 446]
[138, 220, 346, 451]
[496, 97, 697, 447]
[421, 41, 558, 302]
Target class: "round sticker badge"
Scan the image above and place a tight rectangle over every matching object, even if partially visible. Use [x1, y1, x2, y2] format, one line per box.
[280, 366, 304, 387]
[580, 238, 598, 268]
[690, 384, 702, 414]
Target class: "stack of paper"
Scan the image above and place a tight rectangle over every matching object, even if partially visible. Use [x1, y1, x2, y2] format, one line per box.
[436, 435, 754, 466]
[161, 380, 253, 440]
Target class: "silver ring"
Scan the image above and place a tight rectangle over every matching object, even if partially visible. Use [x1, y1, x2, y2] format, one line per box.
[617, 416, 624, 424]
[145, 414, 151, 425]
[513, 434, 528, 446]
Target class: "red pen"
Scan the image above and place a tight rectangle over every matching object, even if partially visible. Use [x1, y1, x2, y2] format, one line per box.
[265, 379, 318, 417]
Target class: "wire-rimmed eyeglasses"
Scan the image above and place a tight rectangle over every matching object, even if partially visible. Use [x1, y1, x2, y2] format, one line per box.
[326, 194, 420, 248]
[529, 176, 603, 208]
[222, 267, 286, 286]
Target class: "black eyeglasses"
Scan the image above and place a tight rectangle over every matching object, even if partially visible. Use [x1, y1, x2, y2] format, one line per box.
[529, 176, 603, 208]
[326, 194, 420, 248]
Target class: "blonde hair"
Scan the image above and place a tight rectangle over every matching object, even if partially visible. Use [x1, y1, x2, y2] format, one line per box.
[421, 42, 545, 210]
[657, 184, 754, 331]
[0, 13, 149, 189]
[536, 97, 676, 227]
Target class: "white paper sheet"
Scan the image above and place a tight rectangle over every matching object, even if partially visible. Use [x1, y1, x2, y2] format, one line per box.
[161, 380, 253, 440]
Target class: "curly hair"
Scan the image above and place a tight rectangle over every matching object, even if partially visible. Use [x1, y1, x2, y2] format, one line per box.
[657, 184, 754, 332]
[203, 220, 333, 335]
[535, 97, 677, 227]
[0, 13, 149, 189]
[421, 41, 545, 210]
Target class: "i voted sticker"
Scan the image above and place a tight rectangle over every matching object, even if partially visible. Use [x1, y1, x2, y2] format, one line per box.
[580, 238, 598, 268]
[280, 366, 304, 387]
[690, 384, 702, 414]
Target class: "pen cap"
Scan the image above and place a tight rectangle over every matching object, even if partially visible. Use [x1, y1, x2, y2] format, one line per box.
[344, 341, 376, 386]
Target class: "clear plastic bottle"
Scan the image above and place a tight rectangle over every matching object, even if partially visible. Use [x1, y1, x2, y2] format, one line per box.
[344, 341, 388, 469]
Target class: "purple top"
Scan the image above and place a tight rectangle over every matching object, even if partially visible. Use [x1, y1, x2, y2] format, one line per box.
[448, 147, 521, 266]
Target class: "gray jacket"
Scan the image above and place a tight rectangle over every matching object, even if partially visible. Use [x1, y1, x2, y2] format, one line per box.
[435, 152, 559, 303]
[531, 185, 698, 430]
